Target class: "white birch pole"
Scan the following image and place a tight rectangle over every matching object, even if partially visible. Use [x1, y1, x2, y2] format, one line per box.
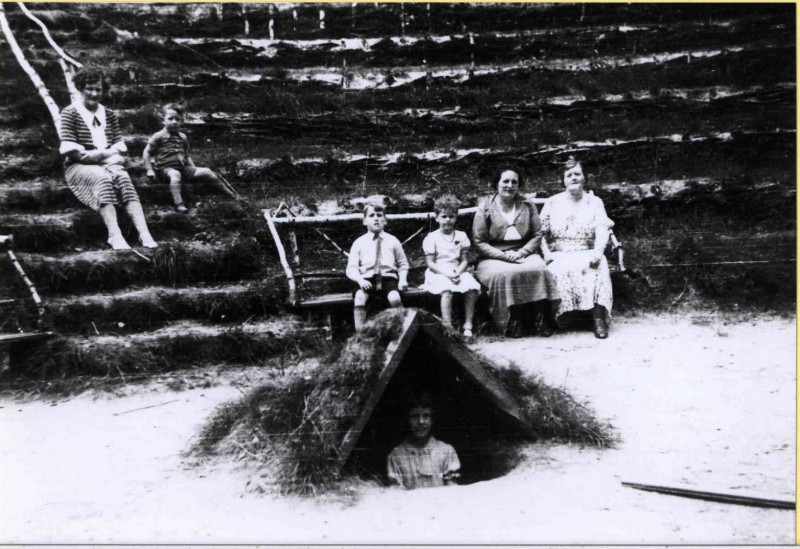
[0, 3, 61, 128]
[17, 3, 81, 67]
[17, 3, 81, 101]
[57, 58, 79, 102]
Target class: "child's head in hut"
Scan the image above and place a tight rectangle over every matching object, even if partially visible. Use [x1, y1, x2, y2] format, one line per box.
[406, 391, 434, 446]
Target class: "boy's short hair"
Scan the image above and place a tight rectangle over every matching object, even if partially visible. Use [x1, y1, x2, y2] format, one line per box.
[433, 194, 460, 214]
[362, 202, 385, 217]
[74, 68, 107, 93]
[161, 103, 183, 117]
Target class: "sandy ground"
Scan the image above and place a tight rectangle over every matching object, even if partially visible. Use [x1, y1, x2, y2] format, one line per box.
[0, 311, 795, 544]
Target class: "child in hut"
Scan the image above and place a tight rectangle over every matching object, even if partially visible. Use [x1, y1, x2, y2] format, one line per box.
[422, 194, 481, 342]
[387, 392, 461, 489]
[143, 103, 238, 212]
[346, 202, 409, 331]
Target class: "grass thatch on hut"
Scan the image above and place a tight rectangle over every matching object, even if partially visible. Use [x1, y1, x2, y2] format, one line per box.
[189, 308, 617, 495]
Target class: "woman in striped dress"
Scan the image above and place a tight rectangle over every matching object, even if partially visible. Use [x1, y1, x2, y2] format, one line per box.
[59, 68, 157, 250]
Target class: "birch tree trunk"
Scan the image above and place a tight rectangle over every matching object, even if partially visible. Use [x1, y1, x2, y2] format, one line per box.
[0, 3, 62, 129]
[17, 2, 81, 101]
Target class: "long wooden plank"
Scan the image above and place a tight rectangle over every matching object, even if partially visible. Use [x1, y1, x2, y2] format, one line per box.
[335, 310, 421, 471]
[622, 482, 795, 510]
[0, 332, 53, 346]
[299, 288, 427, 308]
[267, 200, 545, 225]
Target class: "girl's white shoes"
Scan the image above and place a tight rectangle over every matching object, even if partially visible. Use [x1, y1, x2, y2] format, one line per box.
[139, 236, 158, 249]
[108, 234, 131, 251]
[108, 234, 157, 250]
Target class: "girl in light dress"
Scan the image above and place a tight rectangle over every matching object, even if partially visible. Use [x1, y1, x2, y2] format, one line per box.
[422, 194, 481, 341]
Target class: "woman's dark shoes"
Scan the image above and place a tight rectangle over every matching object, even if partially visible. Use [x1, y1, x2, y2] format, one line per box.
[505, 318, 525, 338]
[593, 316, 609, 339]
[539, 318, 557, 337]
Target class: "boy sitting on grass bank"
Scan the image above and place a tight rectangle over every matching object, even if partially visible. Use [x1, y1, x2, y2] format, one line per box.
[143, 103, 238, 212]
[346, 202, 409, 331]
[387, 392, 461, 489]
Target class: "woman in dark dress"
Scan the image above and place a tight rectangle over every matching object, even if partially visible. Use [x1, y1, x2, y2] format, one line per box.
[472, 168, 559, 337]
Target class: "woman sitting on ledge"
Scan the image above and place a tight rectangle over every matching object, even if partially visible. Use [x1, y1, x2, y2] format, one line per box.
[471, 167, 559, 338]
[540, 156, 614, 339]
[59, 68, 157, 251]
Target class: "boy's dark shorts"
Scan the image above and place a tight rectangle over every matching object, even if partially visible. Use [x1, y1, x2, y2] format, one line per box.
[156, 165, 198, 183]
[352, 276, 399, 300]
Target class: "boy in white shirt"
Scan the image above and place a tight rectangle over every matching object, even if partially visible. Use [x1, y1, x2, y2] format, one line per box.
[345, 203, 409, 331]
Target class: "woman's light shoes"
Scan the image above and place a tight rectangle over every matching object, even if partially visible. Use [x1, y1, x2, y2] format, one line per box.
[139, 236, 158, 249]
[593, 316, 609, 339]
[108, 234, 131, 251]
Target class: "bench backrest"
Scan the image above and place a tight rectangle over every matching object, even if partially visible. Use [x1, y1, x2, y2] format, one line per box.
[264, 194, 621, 307]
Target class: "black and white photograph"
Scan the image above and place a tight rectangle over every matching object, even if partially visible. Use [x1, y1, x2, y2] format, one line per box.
[0, 2, 795, 544]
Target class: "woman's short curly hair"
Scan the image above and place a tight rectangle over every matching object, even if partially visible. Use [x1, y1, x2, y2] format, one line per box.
[490, 166, 525, 191]
[559, 155, 591, 188]
[433, 194, 461, 214]
[73, 68, 108, 93]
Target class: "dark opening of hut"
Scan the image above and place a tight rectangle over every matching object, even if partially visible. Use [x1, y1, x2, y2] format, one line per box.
[345, 317, 532, 483]
[338, 309, 535, 485]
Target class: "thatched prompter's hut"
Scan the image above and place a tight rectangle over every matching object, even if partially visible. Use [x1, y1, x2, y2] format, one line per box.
[318, 308, 535, 485]
[195, 307, 613, 493]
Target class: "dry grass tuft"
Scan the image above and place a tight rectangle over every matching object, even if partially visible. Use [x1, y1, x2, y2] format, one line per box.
[493, 365, 617, 447]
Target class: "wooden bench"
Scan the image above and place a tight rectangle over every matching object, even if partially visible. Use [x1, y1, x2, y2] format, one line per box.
[1, 235, 53, 372]
[263, 196, 623, 331]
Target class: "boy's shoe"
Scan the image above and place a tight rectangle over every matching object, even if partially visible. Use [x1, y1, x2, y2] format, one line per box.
[174, 203, 188, 213]
[462, 328, 474, 343]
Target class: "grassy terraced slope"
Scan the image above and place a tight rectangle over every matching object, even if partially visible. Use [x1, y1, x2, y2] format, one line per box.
[0, 2, 794, 380]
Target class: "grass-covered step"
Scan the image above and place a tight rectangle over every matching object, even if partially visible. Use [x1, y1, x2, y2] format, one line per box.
[98, 84, 795, 154]
[13, 3, 787, 44]
[5, 36, 790, 133]
[65, 43, 791, 117]
[224, 131, 795, 198]
[5, 318, 328, 380]
[0, 200, 271, 253]
[18, 237, 278, 295]
[44, 282, 279, 335]
[102, 13, 791, 71]
[617, 229, 796, 311]
[0, 179, 75, 212]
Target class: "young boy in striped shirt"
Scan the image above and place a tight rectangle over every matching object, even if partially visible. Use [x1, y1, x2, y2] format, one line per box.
[143, 104, 238, 212]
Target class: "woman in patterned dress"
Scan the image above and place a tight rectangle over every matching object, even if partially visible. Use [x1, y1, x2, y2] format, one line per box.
[59, 68, 157, 250]
[540, 156, 614, 339]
